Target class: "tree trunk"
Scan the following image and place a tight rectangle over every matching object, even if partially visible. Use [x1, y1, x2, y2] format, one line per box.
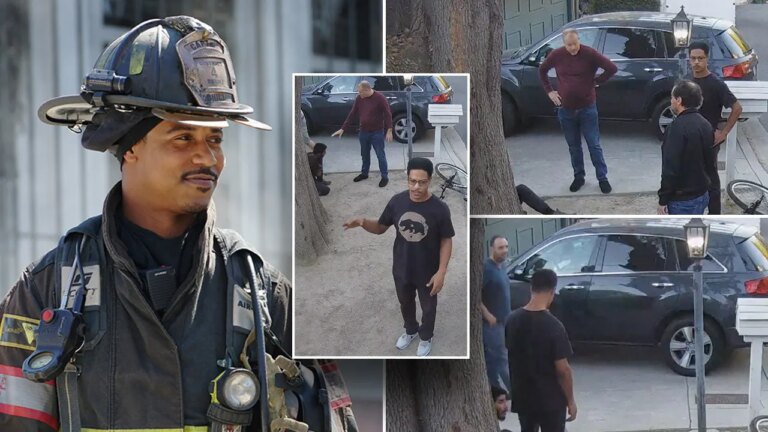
[294, 76, 331, 265]
[387, 0, 523, 215]
[386, 219, 497, 432]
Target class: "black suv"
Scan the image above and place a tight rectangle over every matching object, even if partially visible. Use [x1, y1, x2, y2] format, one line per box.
[506, 219, 768, 376]
[301, 75, 453, 143]
[501, 12, 758, 140]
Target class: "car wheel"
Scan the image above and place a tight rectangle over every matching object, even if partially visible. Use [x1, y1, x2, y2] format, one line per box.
[651, 98, 675, 141]
[660, 316, 726, 376]
[502, 94, 519, 137]
[392, 113, 422, 144]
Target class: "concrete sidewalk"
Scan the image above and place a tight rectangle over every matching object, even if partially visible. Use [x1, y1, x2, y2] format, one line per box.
[312, 125, 468, 174]
[506, 117, 768, 214]
[499, 344, 768, 432]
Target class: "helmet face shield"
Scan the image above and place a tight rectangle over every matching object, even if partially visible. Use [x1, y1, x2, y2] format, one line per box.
[37, 15, 270, 150]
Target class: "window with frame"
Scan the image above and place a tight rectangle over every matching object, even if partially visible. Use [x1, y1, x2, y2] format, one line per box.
[602, 235, 671, 273]
[602, 28, 664, 60]
[535, 28, 600, 63]
[674, 240, 724, 272]
[523, 236, 598, 276]
[326, 76, 359, 94]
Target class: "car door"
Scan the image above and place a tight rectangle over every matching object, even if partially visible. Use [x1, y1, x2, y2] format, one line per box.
[586, 234, 681, 344]
[518, 28, 601, 117]
[596, 27, 676, 120]
[508, 234, 600, 341]
[312, 75, 362, 129]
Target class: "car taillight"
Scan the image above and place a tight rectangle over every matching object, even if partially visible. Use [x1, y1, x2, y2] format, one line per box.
[745, 277, 768, 294]
[432, 93, 449, 103]
[723, 61, 751, 78]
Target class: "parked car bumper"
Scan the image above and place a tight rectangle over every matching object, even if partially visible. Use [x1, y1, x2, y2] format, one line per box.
[725, 326, 748, 348]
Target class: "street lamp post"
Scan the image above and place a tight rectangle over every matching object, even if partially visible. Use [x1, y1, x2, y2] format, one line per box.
[671, 6, 693, 79]
[403, 74, 415, 160]
[685, 218, 710, 432]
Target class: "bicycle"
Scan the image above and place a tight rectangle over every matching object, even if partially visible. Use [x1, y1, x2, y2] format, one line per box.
[434, 162, 467, 201]
[727, 179, 768, 214]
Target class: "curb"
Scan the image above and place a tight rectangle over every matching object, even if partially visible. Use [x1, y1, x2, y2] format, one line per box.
[441, 126, 468, 170]
[739, 119, 768, 185]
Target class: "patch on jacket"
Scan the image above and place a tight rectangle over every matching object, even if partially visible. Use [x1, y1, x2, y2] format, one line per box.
[0, 314, 39, 351]
[233, 282, 272, 333]
[60, 265, 101, 309]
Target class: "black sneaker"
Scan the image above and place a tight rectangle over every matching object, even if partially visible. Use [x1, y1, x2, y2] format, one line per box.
[379, 178, 389, 187]
[569, 178, 585, 192]
[353, 174, 368, 182]
[599, 180, 612, 194]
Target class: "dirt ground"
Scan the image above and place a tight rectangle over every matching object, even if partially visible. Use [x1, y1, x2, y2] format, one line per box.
[295, 170, 468, 357]
[535, 192, 742, 215]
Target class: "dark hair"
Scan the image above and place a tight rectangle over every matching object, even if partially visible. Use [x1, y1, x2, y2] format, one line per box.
[407, 157, 433, 177]
[491, 385, 508, 400]
[688, 41, 710, 57]
[490, 235, 507, 247]
[531, 269, 557, 293]
[313, 142, 327, 154]
[672, 80, 703, 109]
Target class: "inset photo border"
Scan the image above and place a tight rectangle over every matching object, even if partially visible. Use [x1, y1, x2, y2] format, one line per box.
[292, 73, 470, 359]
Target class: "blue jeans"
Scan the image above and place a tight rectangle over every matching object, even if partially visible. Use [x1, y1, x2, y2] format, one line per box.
[557, 103, 608, 181]
[483, 322, 510, 392]
[667, 191, 709, 215]
[359, 130, 388, 178]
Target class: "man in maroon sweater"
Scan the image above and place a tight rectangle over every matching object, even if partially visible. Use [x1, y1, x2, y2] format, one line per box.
[539, 29, 617, 194]
[332, 80, 394, 187]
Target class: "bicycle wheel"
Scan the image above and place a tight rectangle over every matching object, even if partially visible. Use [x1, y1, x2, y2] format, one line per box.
[727, 180, 768, 214]
[434, 163, 468, 192]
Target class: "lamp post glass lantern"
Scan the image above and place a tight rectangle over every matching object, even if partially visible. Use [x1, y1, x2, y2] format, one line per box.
[685, 218, 710, 258]
[685, 217, 710, 432]
[671, 6, 693, 79]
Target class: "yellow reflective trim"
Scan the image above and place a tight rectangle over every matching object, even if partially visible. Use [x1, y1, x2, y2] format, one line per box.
[2, 313, 41, 324]
[0, 341, 35, 351]
[82, 427, 208, 432]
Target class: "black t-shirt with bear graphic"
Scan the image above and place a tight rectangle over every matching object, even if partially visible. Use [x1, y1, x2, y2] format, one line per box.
[378, 191, 455, 284]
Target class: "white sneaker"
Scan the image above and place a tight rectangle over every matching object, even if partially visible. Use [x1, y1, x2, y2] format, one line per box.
[395, 333, 417, 350]
[417, 339, 432, 357]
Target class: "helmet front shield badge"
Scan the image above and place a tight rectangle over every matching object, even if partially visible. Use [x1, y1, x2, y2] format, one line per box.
[37, 16, 271, 136]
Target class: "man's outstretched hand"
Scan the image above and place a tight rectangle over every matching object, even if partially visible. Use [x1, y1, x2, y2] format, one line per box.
[332, 129, 344, 138]
[426, 271, 446, 296]
[343, 217, 363, 230]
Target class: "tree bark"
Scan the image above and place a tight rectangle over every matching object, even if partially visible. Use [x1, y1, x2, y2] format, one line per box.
[294, 76, 330, 265]
[386, 219, 497, 431]
[387, 0, 523, 215]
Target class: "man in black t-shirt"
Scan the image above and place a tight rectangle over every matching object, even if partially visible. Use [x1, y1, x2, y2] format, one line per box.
[506, 269, 576, 432]
[688, 41, 743, 214]
[343, 158, 455, 356]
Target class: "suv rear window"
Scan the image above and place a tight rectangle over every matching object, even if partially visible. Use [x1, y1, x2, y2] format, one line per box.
[719, 27, 752, 59]
[737, 234, 768, 271]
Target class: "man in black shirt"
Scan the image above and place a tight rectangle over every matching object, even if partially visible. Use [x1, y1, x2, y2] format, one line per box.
[658, 80, 718, 215]
[688, 41, 743, 214]
[492, 385, 510, 421]
[506, 269, 576, 432]
[343, 158, 455, 356]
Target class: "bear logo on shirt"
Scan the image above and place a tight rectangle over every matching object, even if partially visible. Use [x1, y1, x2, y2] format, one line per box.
[398, 212, 428, 242]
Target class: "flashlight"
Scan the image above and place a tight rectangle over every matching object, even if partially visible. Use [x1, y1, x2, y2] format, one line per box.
[208, 368, 260, 431]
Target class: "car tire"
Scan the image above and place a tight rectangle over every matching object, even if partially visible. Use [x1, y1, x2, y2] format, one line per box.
[651, 98, 675, 141]
[502, 94, 519, 137]
[660, 316, 726, 376]
[392, 113, 422, 144]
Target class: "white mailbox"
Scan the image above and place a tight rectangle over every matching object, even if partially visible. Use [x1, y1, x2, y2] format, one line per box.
[736, 298, 768, 422]
[428, 104, 463, 159]
[723, 81, 768, 185]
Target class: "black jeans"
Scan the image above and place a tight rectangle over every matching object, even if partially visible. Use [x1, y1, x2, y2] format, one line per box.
[517, 184, 554, 215]
[394, 279, 437, 340]
[708, 144, 721, 214]
[518, 407, 567, 432]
